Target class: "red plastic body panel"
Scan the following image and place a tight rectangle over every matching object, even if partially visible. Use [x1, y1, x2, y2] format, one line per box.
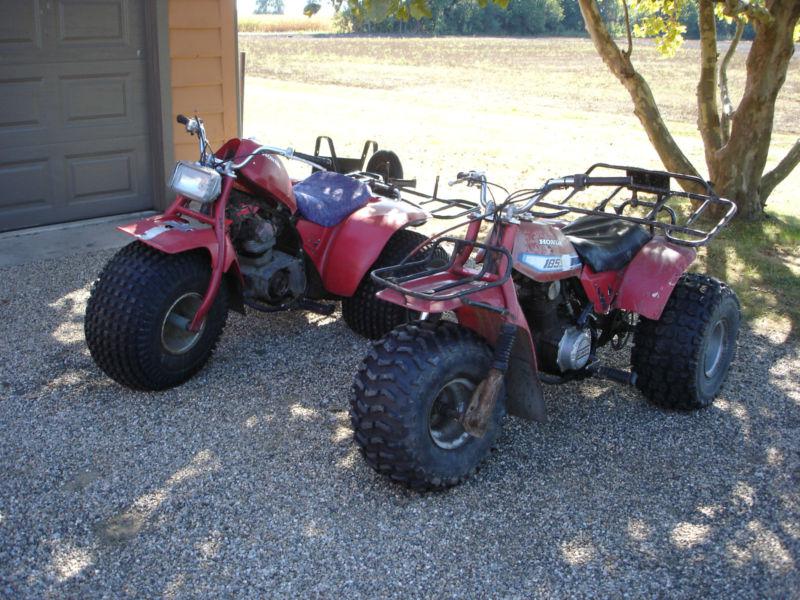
[576, 236, 696, 319]
[614, 237, 696, 320]
[119, 217, 239, 273]
[578, 266, 624, 315]
[512, 220, 582, 282]
[215, 138, 296, 212]
[296, 197, 427, 297]
[118, 216, 241, 279]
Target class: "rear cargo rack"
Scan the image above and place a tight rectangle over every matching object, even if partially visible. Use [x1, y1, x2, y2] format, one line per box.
[371, 236, 512, 301]
[521, 163, 737, 247]
[398, 176, 480, 220]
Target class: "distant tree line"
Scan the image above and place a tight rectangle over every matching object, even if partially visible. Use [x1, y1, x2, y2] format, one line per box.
[337, 0, 753, 39]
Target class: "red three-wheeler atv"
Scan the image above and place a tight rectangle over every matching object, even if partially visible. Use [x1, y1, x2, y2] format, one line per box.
[351, 165, 740, 490]
[85, 115, 442, 391]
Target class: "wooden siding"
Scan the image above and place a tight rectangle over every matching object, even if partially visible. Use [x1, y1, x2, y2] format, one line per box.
[168, 0, 239, 161]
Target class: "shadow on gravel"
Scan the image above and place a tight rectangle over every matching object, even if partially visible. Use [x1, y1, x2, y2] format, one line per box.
[1, 254, 798, 597]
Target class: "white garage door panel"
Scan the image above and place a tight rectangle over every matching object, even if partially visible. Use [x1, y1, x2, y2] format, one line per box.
[0, 0, 153, 232]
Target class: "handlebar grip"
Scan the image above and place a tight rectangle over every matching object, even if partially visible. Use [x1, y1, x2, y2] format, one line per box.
[585, 176, 631, 186]
[176, 114, 190, 125]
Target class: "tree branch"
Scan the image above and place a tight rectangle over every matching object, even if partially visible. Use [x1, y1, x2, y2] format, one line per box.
[622, 0, 632, 58]
[715, 0, 773, 24]
[718, 19, 744, 145]
[760, 139, 800, 203]
[577, 0, 701, 181]
[697, 0, 723, 159]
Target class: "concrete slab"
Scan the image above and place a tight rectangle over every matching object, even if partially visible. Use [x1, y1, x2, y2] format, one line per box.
[0, 211, 155, 267]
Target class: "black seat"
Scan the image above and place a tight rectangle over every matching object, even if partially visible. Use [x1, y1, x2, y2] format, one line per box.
[561, 214, 651, 272]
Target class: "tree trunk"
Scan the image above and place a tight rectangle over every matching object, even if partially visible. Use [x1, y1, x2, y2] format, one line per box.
[577, 0, 701, 182]
[712, 0, 800, 219]
[578, 0, 800, 220]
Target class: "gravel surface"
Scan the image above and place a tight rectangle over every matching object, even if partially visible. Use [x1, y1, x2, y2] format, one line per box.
[1, 249, 798, 598]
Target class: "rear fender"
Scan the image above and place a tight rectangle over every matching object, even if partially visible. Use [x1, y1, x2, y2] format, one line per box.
[614, 237, 696, 320]
[296, 197, 427, 297]
[118, 216, 245, 312]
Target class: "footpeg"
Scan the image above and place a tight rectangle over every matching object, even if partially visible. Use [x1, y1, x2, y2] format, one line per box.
[594, 366, 637, 386]
[297, 299, 336, 316]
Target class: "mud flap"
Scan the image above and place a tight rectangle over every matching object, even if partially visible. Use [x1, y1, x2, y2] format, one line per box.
[506, 334, 546, 422]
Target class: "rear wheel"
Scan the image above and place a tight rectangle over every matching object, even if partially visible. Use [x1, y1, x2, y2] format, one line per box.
[85, 242, 229, 391]
[365, 150, 403, 181]
[342, 229, 445, 339]
[351, 321, 505, 491]
[632, 273, 740, 410]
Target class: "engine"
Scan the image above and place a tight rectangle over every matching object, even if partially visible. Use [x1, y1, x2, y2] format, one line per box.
[228, 198, 305, 306]
[518, 278, 593, 375]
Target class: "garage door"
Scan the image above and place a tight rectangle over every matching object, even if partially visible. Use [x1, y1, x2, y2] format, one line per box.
[0, 0, 154, 232]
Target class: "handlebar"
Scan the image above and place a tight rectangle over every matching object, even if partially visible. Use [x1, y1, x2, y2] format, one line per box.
[447, 170, 490, 212]
[176, 114, 209, 162]
[228, 144, 330, 173]
[546, 174, 631, 190]
[176, 112, 331, 174]
[450, 170, 485, 186]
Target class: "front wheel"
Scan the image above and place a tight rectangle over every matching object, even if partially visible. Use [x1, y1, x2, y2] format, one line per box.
[84, 242, 229, 391]
[631, 273, 740, 410]
[351, 321, 505, 491]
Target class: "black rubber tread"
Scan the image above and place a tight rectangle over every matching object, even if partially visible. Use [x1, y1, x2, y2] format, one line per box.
[342, 229, 446, 340]
[351, 320, 505, 491]
[84, 241, 229, 391]
[365, 150, 403, 180]
[631, 273, 740, 410]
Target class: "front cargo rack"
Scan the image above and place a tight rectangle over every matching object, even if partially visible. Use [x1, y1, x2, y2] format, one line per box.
[371, 236, 512, 302]
[519, 163, 737, 247]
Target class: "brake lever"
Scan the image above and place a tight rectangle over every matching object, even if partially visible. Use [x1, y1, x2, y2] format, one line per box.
[449, 171, 484, 186]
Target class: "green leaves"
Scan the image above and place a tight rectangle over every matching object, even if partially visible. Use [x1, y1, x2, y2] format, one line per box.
[303, 2, 321, 16]
[345, 0, 509, 24]
[630, 0, 690, 56]
[409, 0, 432, 20]
[476, 0, 509, 8]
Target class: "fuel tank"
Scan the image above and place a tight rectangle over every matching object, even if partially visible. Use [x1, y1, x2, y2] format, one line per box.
[512, 220, 582, 282]
[216, 138, 296, 212]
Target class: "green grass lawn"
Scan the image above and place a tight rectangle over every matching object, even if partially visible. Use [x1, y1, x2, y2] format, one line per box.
[696, 214, 800, 338]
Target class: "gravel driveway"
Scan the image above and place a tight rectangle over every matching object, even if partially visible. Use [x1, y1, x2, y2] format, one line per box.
[1, 249, 798, 598]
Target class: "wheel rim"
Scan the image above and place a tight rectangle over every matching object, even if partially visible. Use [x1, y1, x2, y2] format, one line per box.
[161, 292, 204, 355]
[429, 377, 474, 450]
[703, 319, 727, 378]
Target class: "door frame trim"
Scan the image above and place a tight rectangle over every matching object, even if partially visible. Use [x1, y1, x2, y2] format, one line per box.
[143, 0, 173, 211]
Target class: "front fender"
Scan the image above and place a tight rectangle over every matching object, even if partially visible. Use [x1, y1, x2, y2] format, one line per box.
[297, 197, 427, 297]
[118, 216, 244, 311]
[118, 216, 240, 274]
[614, 237, 696, 320]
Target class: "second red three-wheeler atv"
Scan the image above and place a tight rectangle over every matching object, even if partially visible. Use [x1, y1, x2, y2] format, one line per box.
[352, 165, 740, 490]
[85, 115, 442, 391]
